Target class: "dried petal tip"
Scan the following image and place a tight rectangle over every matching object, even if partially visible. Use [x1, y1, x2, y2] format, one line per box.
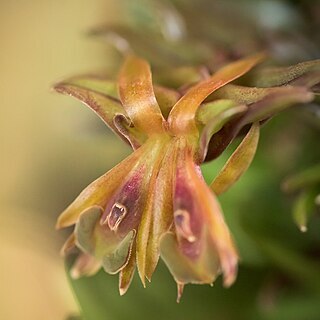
[101, 202, 127, 231]
[176, 283, 184, 303]
[119, 286, 127, 296]
[221, 252, 238, 288]
[174, 209, 196, 242]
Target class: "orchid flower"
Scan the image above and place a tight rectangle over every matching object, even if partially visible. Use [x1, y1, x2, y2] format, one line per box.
[55, 55, 318, 301]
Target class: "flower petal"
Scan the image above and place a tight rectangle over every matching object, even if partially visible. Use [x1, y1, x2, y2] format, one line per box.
[55, 75, 119, 98]
[101, 231, 136, 274]
[135, 139, 170, 285]
[197, 101, 247, 162]
[56, 141, 150, 229]
[74, 206, 102, 253]
[119, 243, 136, 295]
[160, 231, 220, 285]
[143, 140, 177, 281]
[210, 122, 260, 195]
[205, 86, 314, 162]
[161, 140, 238, 288]
[70, 252, 101, 279]
[167, 53, 265, 134]
[74, 206, 136, 274]
[53, 82, 126, 141]
[154, 85, 180, 119]
[118, 55, 165, 135]
[113, 114, 147, 150]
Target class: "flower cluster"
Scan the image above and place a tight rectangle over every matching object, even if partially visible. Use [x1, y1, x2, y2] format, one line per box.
[55, 55, 319, 301]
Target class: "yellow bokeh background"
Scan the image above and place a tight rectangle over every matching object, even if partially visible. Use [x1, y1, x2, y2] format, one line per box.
[0, 1, 128, 319]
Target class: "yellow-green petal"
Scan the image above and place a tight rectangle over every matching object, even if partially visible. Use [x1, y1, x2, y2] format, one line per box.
[168, 53, 265, 134]
[118, 55, 165, 135]
[210, 122, 260, 195]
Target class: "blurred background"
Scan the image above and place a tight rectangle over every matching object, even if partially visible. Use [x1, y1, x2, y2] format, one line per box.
[0, 1, 319, 320]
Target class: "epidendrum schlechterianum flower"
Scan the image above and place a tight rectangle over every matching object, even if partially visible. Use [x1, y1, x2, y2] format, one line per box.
[55, 54, 319, 301]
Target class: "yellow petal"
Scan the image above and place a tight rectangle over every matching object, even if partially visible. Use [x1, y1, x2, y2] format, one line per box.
[53, 83, 125, 139]
[119, 243, 136, 296]
[144, 141, 177, 281]
[168, 53, 265, 134]
[184, 154, 238, 287]
[118, 55, 165, 135]
[135, 150, 165, 285]
[56, 141, 149, 229]
[161, 140, 238, 288]
[210, 122, 260, 195]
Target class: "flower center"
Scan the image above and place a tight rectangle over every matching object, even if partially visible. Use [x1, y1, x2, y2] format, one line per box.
[103, 202, 127, 231]
[174, 209, 196, 243]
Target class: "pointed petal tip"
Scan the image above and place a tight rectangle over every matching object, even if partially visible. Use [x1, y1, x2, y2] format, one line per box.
[223, 273, 237, 288]
[55, 216, 66, 230]
[119, 286, 127, 296]
[52, 82, 68, 94]
[55, 212, 76, 230]
[222, 257, 238, 288]
[176, 283, 184, 303]
[137, 266, 147, 288]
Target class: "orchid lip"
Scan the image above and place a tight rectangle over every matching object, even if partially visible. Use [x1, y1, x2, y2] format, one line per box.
[101, 202, 128, 231]
[174, 209, 196, 243]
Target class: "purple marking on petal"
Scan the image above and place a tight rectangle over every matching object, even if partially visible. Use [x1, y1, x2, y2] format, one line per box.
[104, 202, 127, 231]
[173, 164, 204, 259]
[100, 165, 146, 235]
[174, 209, 196, 243]
[174, 166, 203, 234]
